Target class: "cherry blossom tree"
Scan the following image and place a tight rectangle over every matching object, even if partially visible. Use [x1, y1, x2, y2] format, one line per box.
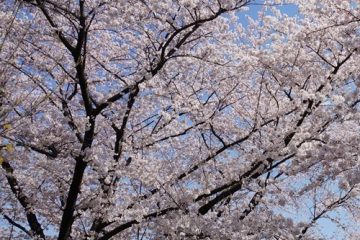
[1, 0, 360, 239]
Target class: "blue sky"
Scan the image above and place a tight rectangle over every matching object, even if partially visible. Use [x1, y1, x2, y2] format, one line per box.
[238, 0, 299, 26]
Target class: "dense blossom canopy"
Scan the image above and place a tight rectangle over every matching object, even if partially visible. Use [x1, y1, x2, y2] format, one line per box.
[1, 0, 360, 239]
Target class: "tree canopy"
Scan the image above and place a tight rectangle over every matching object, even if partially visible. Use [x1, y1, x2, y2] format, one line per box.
[1, 0, 360, 239]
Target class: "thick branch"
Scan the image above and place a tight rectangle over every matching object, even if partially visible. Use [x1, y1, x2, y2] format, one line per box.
[96, 207, 179, 240]
[1, 160, 45, 239]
